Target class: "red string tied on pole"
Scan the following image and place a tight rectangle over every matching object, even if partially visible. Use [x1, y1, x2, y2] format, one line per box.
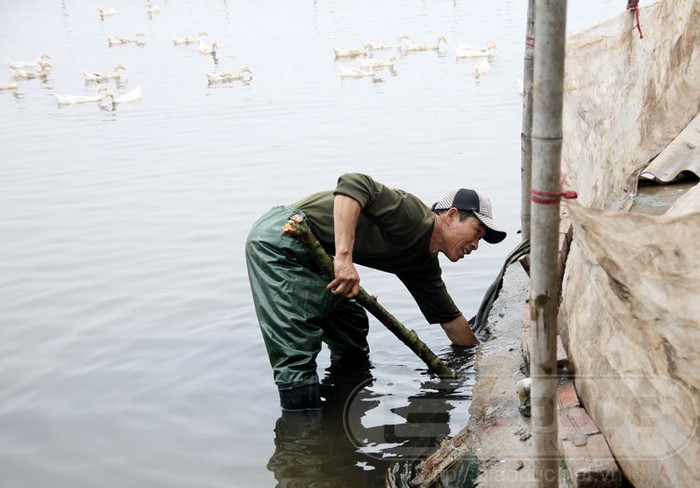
[531, 175, 578, 205]
[627, 0, 644, 39]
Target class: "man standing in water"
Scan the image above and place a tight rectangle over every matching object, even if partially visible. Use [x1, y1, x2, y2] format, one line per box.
[245, 173, 507, 412]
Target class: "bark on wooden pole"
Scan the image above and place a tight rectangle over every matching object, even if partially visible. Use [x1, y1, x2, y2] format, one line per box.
[521, 0, 536, 241]
[282, 214, 457, 380]
[531, 0, 567, 485]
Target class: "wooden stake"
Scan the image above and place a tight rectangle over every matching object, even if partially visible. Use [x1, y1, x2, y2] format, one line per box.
[282, 214, 457, 379]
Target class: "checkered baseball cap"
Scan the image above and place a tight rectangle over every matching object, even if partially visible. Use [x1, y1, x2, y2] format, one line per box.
[431, 188, 507, 243]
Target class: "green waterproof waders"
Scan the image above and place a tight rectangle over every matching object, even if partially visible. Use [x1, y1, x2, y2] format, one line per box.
[245, 206, 370, 392]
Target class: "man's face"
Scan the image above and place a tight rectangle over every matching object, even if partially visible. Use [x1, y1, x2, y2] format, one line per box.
[441, 210, 486, 262]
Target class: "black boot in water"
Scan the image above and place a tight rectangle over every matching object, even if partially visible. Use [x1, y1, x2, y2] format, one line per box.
[278, 382, 322, 411]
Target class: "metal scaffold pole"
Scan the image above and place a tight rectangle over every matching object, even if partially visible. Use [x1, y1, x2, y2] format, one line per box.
[530, 0, 568, 486]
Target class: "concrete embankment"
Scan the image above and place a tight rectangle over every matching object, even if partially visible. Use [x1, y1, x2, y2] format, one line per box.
[412, 220, 624, 487]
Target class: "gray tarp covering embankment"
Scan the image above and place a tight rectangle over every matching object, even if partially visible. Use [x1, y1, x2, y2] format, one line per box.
[641, 111, 700, 181]
[558, 1, 700, 487]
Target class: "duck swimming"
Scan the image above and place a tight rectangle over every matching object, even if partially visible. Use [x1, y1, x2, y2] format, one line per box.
[207, 66, 253, 84]
[401, 35, 448, 53]
[52, 86, 110, 105]
[358, 54, 398, 71]
[333, 46, 368, 59]
[338, 65, 380, 79]
[455, 40, 497, 58]
[83, 64, 126, 83]
[0, 81, 19, 90]
[8, 52, 51, 70]
[198, 39, 218, 55]
[145, 2, 161, 16]
[473, 58, 492, 77]
[102, 85, 142, 107]
[173, 31, 208, 46]
[10, 66, 51, 80]
[98, 8, 116, 20]
[108, 33, 145, 46]
[363, 35, 409, 51]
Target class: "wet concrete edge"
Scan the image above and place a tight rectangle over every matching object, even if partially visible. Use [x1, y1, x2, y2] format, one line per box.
[412, 261, 551, 487]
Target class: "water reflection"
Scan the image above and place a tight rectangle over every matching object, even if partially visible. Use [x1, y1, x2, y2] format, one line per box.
[268, 348, 476, 488]
[269, 363, 380, 487]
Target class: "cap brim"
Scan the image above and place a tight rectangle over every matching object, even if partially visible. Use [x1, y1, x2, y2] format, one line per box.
[474, 212, 507, 244]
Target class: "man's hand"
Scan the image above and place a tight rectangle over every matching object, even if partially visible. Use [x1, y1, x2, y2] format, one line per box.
[328, 254, 360, 298]
[441, 315, 480, 346]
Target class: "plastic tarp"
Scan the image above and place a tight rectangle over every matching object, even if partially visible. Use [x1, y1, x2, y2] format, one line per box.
[558, 1, 700, 487]
[560, 0, 700, 210]
[641, 112, 700, 181]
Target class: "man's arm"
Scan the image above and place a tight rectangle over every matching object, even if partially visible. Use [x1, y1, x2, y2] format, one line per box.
[328, 194, 362, 298]
[441, 315, 479, 346]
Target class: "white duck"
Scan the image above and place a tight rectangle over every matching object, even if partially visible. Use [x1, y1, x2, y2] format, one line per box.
[173, 31, 208, 46]
[98, 8, 116, 20]
[339, 65, 379, 79]
[108, 33, 145, 46]
[10, 66, 51, 80]
[455, 40, 497, 58]
[198, 39, 218, 55]
[83, 64, 126, 82]
[333, 46, 368, 59]
[0, 81, 18, 90]
[8, 52, 52, 70]
[52, 86, 110, 105]
[206, 66, 253, 84]
[473, 58, 492, 77]
[145, 2, 161, 15]
[401, 35, 448, 53]
[103, 85, 142, 106]
[358, 54, 398, 71]
[363, 35, 409, 51]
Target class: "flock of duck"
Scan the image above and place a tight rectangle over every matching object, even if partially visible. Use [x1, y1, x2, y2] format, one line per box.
[0, 2, 253, 109]
[333, 34, 497, 82]
[1, 5, 498, 107]
[2, 47, 146, 109]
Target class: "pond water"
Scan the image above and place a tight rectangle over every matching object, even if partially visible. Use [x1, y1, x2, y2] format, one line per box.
[0, 1, 652, 487]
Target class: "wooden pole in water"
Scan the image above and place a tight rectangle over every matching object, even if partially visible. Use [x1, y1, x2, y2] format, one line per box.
[531, 0, 567, 485]
[282, 214, 457, 380]
[520, 0, 535, 241]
